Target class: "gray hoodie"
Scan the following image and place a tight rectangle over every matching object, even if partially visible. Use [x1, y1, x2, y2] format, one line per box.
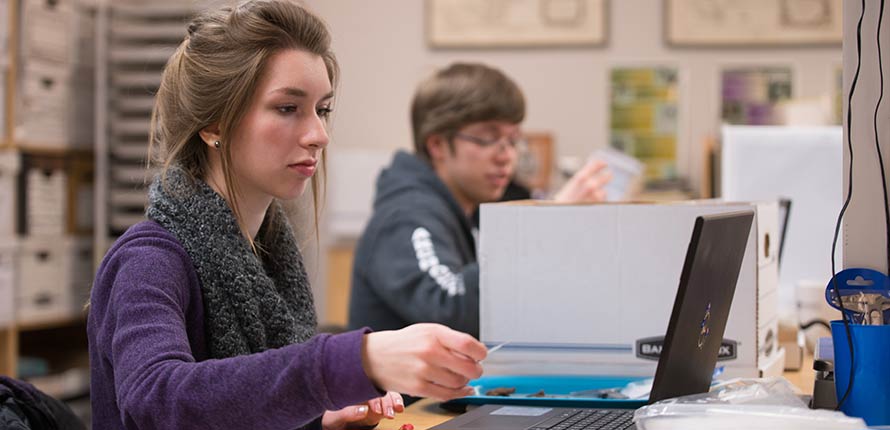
[348, 151, 480, 337]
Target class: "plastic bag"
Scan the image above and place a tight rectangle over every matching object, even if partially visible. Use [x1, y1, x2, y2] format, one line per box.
[633, 378, 866, 430]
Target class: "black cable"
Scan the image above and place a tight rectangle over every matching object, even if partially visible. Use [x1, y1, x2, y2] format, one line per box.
[876, 0, 890, 276]
[799, 320, 832, 331]
[831, 0, 866, 412]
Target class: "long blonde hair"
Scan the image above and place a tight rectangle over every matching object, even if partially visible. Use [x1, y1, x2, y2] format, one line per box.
[149, 0, 337, 245]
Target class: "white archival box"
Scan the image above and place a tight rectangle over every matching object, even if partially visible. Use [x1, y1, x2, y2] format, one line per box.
[479, 200, 784, 379]
[720, 125, 842, 311]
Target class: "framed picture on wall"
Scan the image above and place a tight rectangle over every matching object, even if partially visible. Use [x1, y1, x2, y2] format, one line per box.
[515, 132, 554, 194]
[665, 0, 842, 47]
[427, 0, 608, 48]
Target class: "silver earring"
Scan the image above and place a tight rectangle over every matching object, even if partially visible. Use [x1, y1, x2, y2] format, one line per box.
[213, 140, 221, 149]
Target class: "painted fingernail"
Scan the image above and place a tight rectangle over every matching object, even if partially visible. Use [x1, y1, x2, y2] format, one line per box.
[394, 396, 404, 406]
[386, 407, 395, 417]
[356, 405, 368, 415]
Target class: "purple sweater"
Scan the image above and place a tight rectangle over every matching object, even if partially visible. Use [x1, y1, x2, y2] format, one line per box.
[87, 221, 381, 429]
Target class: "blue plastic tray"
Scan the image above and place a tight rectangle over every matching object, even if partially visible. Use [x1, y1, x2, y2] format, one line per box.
[443, 375, 648, 409]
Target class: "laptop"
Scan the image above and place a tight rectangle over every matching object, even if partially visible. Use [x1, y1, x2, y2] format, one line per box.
[776, 198, 792, 268]
[431, 211, 755, 430]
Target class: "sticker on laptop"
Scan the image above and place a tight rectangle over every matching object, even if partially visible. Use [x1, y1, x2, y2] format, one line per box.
[489, 406, 553, 417]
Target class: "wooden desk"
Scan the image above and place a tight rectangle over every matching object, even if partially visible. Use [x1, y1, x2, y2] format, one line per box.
[783, 353, 815, 396]
[379, 399, 459, 430]
[376, 358, 817, 430]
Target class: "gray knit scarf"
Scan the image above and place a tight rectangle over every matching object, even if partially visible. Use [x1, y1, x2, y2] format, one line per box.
[145, 168, 317, 358]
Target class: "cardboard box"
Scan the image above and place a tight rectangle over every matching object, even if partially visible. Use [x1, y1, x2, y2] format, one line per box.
[23, 161, 68, 236]
[479, 200, 781, 378]
[17, 237, 68, 323]
[18, 153, 93, 236]
[14, 61, 93, 149]
[21, 0, 75, 65]
[16, 236, 91, 323]
[15, 60, 71, 146]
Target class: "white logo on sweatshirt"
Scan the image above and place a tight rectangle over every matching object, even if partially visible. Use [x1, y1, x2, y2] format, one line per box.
[412, 227, 465, 296]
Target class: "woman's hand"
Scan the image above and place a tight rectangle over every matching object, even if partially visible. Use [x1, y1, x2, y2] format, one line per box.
[362, 323, 487, 401]
[321, 391, 405, 430]
[553, 158, 612, 203]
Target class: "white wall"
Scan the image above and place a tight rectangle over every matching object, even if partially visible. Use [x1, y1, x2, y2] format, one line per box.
[842, 0, 890, 273]
[307, 0, 841, 193]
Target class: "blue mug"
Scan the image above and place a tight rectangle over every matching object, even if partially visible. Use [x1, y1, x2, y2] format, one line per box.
[831, 320, 890, 426]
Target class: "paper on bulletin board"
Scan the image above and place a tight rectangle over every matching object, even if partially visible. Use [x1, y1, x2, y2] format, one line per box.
[721, 67, 793, 126]
[609, 67, 679, 183]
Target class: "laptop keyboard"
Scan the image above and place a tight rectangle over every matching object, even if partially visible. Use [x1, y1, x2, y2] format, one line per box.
[529, 409, 635, 430]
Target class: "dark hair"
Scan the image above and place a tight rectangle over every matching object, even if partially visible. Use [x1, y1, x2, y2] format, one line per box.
[411, 63, 525, 161]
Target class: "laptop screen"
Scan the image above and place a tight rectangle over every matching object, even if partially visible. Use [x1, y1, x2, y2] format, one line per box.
[648, 211, 754, 403]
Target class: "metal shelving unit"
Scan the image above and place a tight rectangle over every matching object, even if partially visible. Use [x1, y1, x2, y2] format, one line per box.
[95, 1, 196, 254]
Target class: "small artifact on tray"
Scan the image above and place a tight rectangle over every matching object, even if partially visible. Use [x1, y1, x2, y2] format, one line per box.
[569, 388, 629, 399]
[526, 390, 547, 398]
[484, 387, 516, 396]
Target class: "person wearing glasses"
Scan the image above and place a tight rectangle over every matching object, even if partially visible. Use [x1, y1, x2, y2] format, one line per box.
[348, 63, 611, 339]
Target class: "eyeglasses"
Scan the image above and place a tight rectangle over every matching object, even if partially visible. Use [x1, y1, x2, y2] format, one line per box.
[454, 133, 527, 151]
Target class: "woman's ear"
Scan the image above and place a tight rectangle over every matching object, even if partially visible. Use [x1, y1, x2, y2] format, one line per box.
[198, 123, 222, 149]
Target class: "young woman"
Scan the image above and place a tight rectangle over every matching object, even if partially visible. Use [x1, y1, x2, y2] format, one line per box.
[87, 1, 486, 428]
